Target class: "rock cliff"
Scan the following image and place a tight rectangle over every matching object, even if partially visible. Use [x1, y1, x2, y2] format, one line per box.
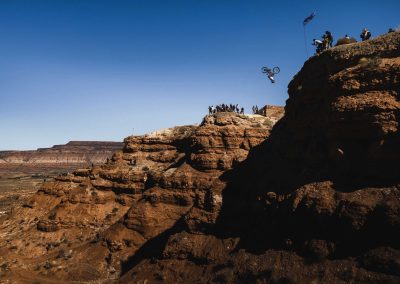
[119, 32, 400, 283]
[0, 32, 399, 284]
[0, 112, 281, 282]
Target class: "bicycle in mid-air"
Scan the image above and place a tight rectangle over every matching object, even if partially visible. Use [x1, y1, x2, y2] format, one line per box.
[261, 66, 280, 83]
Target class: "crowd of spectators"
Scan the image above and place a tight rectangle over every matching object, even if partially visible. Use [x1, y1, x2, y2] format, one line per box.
[208, 104, 244, 115]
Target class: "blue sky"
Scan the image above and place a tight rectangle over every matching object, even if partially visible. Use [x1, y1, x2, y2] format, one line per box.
[0, 0, 399, 150]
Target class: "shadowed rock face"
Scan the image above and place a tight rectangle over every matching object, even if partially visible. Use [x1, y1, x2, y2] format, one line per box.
[0, 112, 281, 282]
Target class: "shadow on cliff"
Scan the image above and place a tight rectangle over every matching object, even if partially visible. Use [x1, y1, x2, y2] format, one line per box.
[215, 108, 400, 256]
[120, 217, 186, 275]
[215, 118, 319, 250]
[118, 105, 400, 276]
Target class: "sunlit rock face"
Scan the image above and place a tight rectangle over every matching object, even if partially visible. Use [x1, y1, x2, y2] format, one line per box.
[0, 110, 282, 282]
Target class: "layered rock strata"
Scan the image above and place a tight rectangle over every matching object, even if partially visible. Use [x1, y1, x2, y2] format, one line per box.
[0, 112, 281, 282]
[0, 141, 123, 167]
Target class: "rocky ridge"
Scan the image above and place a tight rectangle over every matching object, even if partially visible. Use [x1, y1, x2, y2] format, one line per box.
[0, 111, 281, 282]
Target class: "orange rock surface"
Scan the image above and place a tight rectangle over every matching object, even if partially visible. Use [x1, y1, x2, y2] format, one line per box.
[0, 111, 281, 282]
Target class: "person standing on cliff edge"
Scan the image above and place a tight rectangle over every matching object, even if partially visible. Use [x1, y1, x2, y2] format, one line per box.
[360, 28, 371, 41]
[325, 31, 334, 48]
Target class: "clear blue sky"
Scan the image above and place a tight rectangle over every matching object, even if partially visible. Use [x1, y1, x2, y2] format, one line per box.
[0, 0, 399, 150]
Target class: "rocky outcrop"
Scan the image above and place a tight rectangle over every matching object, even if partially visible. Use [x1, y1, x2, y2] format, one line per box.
[256, 105, 285, 123]
[119, 32, 400, 283]
[0, 112, 281, 282]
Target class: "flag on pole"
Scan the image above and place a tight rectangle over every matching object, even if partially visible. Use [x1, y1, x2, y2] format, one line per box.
[303, 12, 316, 26]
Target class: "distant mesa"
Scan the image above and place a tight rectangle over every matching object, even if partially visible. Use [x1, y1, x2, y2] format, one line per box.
[0, 141, 124, 166]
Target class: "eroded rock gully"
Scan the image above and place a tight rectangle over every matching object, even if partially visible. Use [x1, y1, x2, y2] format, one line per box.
[1, 32, 399, 284]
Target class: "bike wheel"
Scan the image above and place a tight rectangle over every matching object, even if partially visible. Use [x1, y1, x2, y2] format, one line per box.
[261, 67, 269, 73]
[272, 67, 280, 74]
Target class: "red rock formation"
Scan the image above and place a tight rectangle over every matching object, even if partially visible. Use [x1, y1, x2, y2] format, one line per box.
[119, 32, 400, 283]
[256, 105, 285, 122]
[0, 141, 124, 214]
[1, 31, 399, 284]
[0, 112, 281, 282]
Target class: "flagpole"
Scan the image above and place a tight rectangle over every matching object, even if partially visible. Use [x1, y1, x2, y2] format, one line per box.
[303, 25, 309, 58]
[302, 12, 315, 59]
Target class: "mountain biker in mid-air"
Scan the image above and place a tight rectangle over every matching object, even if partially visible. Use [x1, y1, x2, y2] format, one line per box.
[261, 66, 280, 83]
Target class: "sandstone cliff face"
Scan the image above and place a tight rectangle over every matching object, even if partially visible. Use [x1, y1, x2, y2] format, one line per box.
[0, 112, 280, 282]
[118, 32, 400, 283]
